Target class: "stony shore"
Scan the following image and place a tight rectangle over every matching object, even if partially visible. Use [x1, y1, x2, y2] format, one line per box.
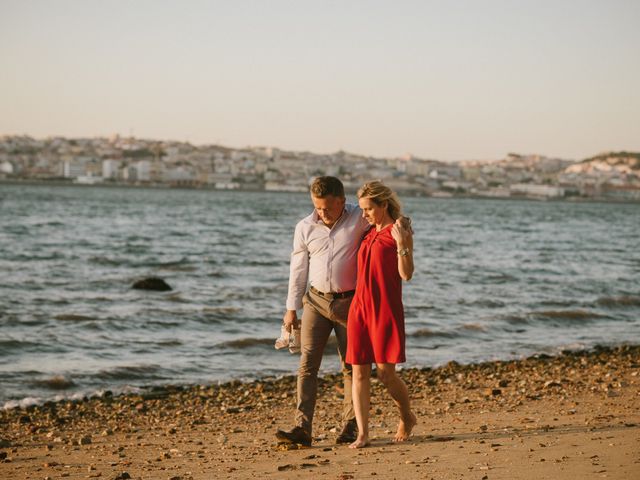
[1, 345, 639, 479]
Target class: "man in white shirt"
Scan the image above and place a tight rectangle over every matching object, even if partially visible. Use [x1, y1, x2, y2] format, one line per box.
[276, 176, 369, 447]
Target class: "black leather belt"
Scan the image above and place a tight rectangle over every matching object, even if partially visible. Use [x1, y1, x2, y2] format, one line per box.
[310, 285, 355, 299]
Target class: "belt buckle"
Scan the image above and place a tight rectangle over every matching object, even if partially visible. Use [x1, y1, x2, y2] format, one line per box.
[312, 286, 347, 299]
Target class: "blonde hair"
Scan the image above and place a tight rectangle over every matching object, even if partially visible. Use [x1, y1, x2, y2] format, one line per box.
[357, 181, 403, 220]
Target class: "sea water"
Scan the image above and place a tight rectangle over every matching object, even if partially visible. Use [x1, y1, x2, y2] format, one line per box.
[1, 184, 638, 406]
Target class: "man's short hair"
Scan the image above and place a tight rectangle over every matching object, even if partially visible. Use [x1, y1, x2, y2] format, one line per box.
[310, 176, 345, 198]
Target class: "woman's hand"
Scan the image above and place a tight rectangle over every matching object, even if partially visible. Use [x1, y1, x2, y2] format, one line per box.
[391, 217, 413, 249]
[392, 217, 414, 281]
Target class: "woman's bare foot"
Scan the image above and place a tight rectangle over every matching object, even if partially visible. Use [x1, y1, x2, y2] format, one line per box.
[349, 435, 370, 449]
[393, 411, 417, 442]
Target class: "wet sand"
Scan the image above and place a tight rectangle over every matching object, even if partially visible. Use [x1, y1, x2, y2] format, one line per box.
[1, 345, 639, 479]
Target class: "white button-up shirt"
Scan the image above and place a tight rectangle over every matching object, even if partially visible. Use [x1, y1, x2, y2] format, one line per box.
[286, 203, 370, 311]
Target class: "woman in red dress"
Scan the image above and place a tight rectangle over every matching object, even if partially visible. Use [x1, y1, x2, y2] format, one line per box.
[346, 181, 416, 448]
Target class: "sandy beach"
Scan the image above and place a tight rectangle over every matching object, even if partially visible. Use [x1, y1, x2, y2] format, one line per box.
[1, 345, 638, 480]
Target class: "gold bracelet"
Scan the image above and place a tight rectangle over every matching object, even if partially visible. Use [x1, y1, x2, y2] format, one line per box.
[397, 247, 411, 257]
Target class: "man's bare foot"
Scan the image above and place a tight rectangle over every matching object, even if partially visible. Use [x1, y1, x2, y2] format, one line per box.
[393, 411, 417, 442]
[349, 435, 370, 449]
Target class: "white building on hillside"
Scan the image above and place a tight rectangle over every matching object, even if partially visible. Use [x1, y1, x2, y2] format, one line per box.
[63, 158, 89, 178]
[102, 159, 121, 179]
[510, 183, 565, 198]
[164, 166, 194, 183]
[135, 160, 151, 181]
[0, 160, 14, 175]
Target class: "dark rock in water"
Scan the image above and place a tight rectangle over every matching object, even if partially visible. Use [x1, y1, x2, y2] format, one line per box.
[34, 375, 76, 390]
[132, 277, 172, 291]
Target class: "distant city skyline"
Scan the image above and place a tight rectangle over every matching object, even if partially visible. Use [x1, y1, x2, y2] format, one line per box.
[1, 0, 639, 161]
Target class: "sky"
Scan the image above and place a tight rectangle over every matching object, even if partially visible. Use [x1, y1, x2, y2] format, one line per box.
[1, 0, 639, 161]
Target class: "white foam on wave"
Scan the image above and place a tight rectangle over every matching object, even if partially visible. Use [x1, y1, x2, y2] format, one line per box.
[3, 396, 42, 410]
[1, 384, 144, 411]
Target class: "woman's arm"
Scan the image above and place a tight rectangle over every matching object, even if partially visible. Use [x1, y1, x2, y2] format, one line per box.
[391, 218, 414, 281]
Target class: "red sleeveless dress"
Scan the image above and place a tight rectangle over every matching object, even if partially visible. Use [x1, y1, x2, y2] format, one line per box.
[346, 224, 406, 365]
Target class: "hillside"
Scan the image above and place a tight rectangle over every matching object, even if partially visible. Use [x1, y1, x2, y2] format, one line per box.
[581, 152, 640, 169]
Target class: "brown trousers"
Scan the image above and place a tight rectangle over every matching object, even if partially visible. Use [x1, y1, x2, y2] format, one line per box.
[295, 288, 355, 434]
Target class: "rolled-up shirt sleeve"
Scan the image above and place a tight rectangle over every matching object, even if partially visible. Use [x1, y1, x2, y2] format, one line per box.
[285, 222, 309, 311]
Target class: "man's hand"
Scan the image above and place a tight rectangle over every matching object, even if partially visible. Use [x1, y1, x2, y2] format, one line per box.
[283, 310, 299, 332]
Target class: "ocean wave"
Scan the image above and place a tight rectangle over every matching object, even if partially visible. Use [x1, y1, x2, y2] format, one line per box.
[505, 309, 605, 325]
[239, 259, 287, 267]
[31, 375, 76, 390]
[202, 306, 241, 315]
[207, 270, 226, 278]
[458, 298, 506, 308]
[124, 234, 152, 242]
[2, 385, 144, 411]
[412, 323, 488, 338]
[156, 339, 184, 346]
[217, 337, 274, 349]
[96, 364, 165, 381]
[3, 396, 44, 410]
[123, 244, 150, 254]
[54, 314, 95, 322]
[533, 309, 604, 321]
[89, 256, 195, 270]
[211, 241, 238, 247]
[502, 314, 530, 325]
[50, 298, 72, 305]
[483, 273, 518, 284]
[218, 286, 283, 301]
[167, 230, 190, 237]
[0, 338, 40, 352]
[155, 258, 196, 272]
[165, 293, 188, 303]
[131, 338, 183, 347]
[410, 328, 458, 339]
[537, 299, 580, 308]
[140, 320, 184, 328]
[159, 264, 197, 272]
[4, 225, 29, 235]
[11, 253, 65, 262]
[410, 304, 436, 310]
[461, 323, 488, 332]
[89, 255, 124, 266]
[31, 221, 65, 227]
[596, 295, 640, 308]
[216, 336, 338, 352]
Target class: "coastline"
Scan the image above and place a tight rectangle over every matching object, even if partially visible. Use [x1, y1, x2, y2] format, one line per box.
[2, 178, 639, 204]
[1, 345, 638, 479]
